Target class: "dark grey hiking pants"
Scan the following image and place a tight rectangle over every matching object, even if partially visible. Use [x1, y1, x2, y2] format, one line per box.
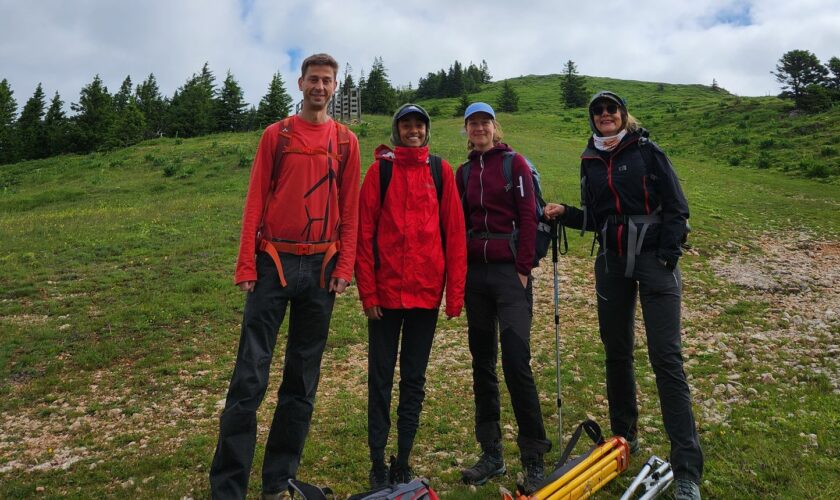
[465, 262, 551, 456]
[210, 252, 336, 499]
[595, 250, 703, 484]
[367, 308, 438, 460]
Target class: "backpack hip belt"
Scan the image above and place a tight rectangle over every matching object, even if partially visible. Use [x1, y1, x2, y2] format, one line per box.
[258, 239, 340, 288]
[600, 212, 662, 278]
[468, 229, 518, 259]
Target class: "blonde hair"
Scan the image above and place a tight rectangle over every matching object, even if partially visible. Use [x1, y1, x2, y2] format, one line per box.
[467, 119, 504, 150]
[623, 112, 640, 133]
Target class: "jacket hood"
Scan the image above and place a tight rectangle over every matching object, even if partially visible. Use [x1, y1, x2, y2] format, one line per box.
[391, 103, 431, 147]
[467, 142, 513, 161]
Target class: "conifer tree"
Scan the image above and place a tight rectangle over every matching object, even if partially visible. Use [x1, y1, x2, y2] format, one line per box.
[71, 74, 115, 152]
[0, 78, 18, 163]
[44, 91, 71, 156]
[257, 72, 293, 127]
[168, 62, 217, 137]
[113, 75, 134, 112]
[560, 60, 588, 108]
[497, 80, 520, 112]
[454, 92, 470, 117]
[363, 57, 396, 114]
[136, 73, 167, 138]
[772, 49, 828, 107]
[17, 83, 47, 159]
[217, 70, 247, 132]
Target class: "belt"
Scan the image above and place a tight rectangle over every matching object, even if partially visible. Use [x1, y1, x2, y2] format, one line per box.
[258, 239, 340, 288]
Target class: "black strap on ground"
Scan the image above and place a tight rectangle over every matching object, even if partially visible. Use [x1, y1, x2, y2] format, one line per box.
[556, 419, 605, 468]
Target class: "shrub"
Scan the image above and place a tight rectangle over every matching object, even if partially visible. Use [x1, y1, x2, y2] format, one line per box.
[238, 156, 252, 168]
[820, 146, 837, 157]
[755, 152, 772, 169]
[759, 139, 775, 148]
[728, 156, 741, 166]
[732, 137, 750, 145]
[163, 165, 177, 177]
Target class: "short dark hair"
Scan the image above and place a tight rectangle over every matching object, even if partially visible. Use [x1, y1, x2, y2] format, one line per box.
[300, 53, 339, 79]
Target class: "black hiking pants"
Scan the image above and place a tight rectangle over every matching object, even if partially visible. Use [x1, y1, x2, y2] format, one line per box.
[210, 252, 336, 499]
[595, 250, 703, 484]
[367, 308, 438, 462]
[465, 262, 551, 457]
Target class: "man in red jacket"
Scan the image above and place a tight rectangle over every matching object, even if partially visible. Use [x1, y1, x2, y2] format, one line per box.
[355, 103, 466, 489]
[210, 53, 361, 500]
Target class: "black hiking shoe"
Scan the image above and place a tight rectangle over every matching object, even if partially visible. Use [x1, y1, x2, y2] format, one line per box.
[521, 454, 545, 494]
[461, 442, 506, 485]
[625, 435, 640, 455]
[388, 455, 414, 485]
[674, 479, 701, 500]
[369, 461, 389, 490]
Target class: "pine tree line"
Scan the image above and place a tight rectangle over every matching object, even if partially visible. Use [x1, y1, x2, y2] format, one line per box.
[0, 63, 294, 165]
[415, 60, 491, 100]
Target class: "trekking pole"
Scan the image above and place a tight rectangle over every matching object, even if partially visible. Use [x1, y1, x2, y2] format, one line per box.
[551, 220, 568, 452]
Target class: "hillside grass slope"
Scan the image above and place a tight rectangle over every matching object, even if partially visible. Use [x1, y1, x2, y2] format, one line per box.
[1, 76, 838, 498]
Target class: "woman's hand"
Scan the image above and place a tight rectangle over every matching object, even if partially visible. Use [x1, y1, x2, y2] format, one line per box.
[518, 273, 529, 288]
[364, 306, 383, 320]
[543, 203, 565, 220]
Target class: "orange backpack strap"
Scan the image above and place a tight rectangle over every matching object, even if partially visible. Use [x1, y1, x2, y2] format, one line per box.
[335, 122, 351, 188]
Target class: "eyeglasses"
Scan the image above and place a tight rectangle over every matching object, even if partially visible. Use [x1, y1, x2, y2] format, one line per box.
[591, 104, 619, 115]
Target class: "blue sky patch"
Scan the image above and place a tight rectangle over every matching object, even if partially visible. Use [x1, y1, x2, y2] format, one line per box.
[712, 1, 753, 27]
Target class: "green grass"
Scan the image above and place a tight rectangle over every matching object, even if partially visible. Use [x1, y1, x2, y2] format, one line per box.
[1, 75, 839, 498]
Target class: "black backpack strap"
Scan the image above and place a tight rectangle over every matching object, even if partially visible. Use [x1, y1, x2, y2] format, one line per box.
[460, 160, 472, 236]
[501, 151, 515, 191]
[379, 158, 393, 204]
[428, 155, 443, 203]
[288, 478, 333, 500]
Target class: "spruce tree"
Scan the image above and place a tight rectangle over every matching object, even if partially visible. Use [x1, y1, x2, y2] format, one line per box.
[479, 59, 492, 84]
[44, 91, 70, 156]
[17, 83, 47, 159]
[454, 92, 470, 117]
[113, 100, 146, 147]
[497, 80, 520, 112]
[217, 70, 247, 132]
[113, 75, 134, 112]
[168, 63, 217, 137]
[0, 79, 18, 164]
[136, 73, 167, 138]
[71, 74, 115, 152]
[257, 72, 292, 127]
[560, 60, 588, 108]
[363, 57, 396, 114]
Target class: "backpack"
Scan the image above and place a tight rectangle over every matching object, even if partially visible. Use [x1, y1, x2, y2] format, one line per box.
[258, 116, 352, 240]
[460, 151, 552, 267]
[347, 478, 439, 500]
[286, 479, 335, 499]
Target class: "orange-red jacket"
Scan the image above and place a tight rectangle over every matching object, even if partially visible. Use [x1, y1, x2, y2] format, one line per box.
[234, 116, 360, 285]
[355, 145, 466, 317]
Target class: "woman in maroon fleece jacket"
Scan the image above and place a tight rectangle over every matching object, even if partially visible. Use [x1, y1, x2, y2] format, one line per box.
[455, 103, 551, 493]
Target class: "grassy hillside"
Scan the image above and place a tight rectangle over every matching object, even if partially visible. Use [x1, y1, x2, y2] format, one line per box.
[1, 76, 838, 499]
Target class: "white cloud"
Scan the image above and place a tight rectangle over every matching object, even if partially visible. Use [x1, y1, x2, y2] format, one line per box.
[1, 0, 838, 114]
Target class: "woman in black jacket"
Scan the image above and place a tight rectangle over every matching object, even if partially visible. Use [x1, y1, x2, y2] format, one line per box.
[545, 91, 703, 500]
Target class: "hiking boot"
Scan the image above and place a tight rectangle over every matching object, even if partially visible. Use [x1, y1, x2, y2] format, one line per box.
[521, 454, 545, 494]
[674, 479, 701, 500]
[369, 461, 389, 490]
[388, 455, 414, 485]
[461, 441, 506, 485]
[626, 435, 639, 455]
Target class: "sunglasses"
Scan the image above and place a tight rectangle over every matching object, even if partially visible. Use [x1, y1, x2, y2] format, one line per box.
[591, 104, 619, 115]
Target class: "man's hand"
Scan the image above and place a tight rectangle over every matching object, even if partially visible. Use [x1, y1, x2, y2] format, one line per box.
[329, 277, 349, 294]
[238, 281, 256, 292]
[364, 306, 383, 320]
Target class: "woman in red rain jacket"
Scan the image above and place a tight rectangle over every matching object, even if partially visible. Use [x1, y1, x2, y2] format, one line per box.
[355, 103, 466, 490]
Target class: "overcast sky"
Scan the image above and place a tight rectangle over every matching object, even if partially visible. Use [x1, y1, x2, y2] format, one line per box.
[2, 0, 839, 112]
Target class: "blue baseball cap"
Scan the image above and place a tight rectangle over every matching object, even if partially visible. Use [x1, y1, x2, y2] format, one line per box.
[464, 102, 496, 121]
